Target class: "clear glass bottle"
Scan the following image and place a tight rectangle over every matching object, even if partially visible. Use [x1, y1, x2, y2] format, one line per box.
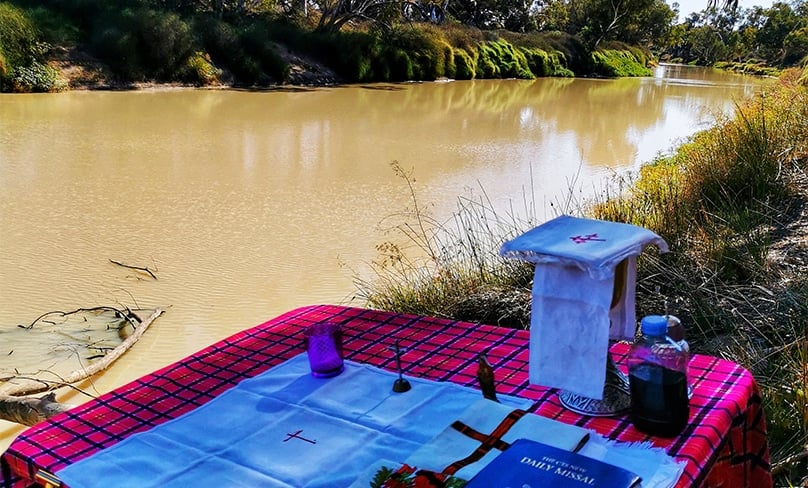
[628, 315, 690, 437]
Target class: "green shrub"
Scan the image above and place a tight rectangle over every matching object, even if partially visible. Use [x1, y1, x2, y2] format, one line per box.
[193, 15, 241, 64]
[8, 60, 65, 92]
[441, 41, 456, 78]
[476, 43, 501, 78]
[193, 15, 269, 85]
[376, 26, 446, 81]
[452, 47, 475, 79]
[89, 7, 195, 81]
[137, 9, 195, 79]
[591, 49, 652, 77]
[388, 48, 414, 81]
[241, 21, 290, 83]
[89, 18, 142, 80]
[521, 47, 549, 76]
[475, 39, 533, 79]
[182, 51, 222, 85]
[191, 15, 288, 86]
[300, 29, 375, 82]
[0, 3, 73, 92]
[520, 47, 573, 77]
[501, 30, 588, 75]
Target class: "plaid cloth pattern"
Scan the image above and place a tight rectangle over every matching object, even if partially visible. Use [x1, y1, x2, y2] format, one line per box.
[0, 304, 772, 488]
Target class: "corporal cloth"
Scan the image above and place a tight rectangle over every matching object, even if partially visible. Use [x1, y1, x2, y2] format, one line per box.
[500, 215, 668, 399]
[56, 354, 532, 488]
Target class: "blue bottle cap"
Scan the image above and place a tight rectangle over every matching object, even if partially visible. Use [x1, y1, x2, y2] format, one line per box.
[641, 315, 668, 336]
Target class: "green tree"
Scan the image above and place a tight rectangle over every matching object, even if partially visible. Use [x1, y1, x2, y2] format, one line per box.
[535, 0, 570, 31]
[755, 2, 804, 64]
[501, 0, 538, 32]
[556, 0, 675, 48]
[618, 0, 676, 47]
[686, 23, 730, 62]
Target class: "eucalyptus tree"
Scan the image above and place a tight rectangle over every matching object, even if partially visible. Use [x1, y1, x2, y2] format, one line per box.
[535, 0, 676, 47]
[312, 0, 400, 31]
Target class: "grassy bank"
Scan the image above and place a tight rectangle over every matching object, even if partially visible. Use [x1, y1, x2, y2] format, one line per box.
[355, 67, 808, 484]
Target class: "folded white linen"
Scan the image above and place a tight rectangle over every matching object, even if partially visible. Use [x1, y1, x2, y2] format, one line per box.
[56, 354, 531, 488]
[500, 215, 668, 399]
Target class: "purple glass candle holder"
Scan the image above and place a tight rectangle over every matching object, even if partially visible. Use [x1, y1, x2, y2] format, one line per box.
[304, 322, 345, 378]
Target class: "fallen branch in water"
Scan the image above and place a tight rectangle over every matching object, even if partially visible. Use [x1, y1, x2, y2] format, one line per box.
[20, 306, 142, 331]
[0, 308, 164, 424]
[109, 259, 158, 280]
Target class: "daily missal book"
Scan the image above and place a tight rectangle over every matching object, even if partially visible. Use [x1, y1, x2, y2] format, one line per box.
[464, 438, 642, 488]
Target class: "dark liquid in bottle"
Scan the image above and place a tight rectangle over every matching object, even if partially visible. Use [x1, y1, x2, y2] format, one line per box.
[629, 364, 689, 437]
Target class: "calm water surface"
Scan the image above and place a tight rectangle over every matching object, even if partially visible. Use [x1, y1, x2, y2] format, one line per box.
[0, 65, 765, 445]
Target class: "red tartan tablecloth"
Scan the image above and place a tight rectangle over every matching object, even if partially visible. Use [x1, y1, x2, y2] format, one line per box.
[0, 305, 772, 488]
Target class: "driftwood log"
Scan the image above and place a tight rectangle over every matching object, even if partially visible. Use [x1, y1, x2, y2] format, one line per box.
[0, 393, 73, 426]
[0, 308, 164, 426]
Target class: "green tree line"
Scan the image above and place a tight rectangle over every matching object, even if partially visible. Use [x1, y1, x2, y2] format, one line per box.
[668, 0, 808, 70]
[0, 0, 805, 90]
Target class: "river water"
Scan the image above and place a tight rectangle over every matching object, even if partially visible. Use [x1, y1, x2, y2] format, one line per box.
[0, 65, 765, 446]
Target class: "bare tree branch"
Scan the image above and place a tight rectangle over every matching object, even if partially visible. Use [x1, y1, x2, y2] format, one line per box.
[110, 259, 158, 280]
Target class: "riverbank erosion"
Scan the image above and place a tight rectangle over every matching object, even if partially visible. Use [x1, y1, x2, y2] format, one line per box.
[355, 68, 808, 485]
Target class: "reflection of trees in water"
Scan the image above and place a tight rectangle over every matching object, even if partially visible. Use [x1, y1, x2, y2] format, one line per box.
[44, 73, 760, 184]
[347, 74, 761, 170]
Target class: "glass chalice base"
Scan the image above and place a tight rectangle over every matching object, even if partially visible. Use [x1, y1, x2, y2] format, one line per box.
[557, 354, 631, 417]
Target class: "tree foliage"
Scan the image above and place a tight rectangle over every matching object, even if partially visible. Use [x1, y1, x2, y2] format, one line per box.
[532, 0, 676, 49]
[665, 0, 807, 67]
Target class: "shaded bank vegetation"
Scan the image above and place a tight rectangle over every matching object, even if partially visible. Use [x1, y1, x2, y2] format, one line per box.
[2, 0, 806, 92]
[0, 0, 657, 92]
[355, 67, 808, 484]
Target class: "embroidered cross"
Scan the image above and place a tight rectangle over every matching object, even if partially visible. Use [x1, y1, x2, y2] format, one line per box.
[570, 233, 606, 244]
[284, 430, 316, 444]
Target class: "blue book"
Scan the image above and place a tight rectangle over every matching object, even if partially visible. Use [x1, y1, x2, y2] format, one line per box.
[465, 438, 641, 488]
